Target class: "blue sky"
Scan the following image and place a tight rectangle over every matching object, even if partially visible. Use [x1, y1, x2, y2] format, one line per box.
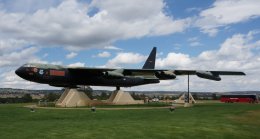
[0, 0, 260, 91]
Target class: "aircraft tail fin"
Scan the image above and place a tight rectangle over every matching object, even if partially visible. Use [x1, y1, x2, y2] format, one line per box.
[142, 47, 156, 69]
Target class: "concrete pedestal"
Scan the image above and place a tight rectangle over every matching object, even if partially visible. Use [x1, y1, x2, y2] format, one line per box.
[174, 92, 196, 104]
[56, 89, 92, 107]
[55, 89, 143, 107]
[184, 103, 193, 107]
[106, 90, 144, 105]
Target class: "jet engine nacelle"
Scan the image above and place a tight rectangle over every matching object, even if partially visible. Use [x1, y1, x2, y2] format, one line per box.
[155, 70, 176, 79]
[196, 71, 221, 81]
[103, 70, 124, 79]
[121, 77, 145, 86]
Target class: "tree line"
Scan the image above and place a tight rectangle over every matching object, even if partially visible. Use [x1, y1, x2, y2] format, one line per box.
[0, 87, 224, 104]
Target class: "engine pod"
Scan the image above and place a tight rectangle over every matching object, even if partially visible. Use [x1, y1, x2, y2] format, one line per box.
[155, 70, 176, 79]
[103, 69, 124, 79]
[196, 71, 221, 81]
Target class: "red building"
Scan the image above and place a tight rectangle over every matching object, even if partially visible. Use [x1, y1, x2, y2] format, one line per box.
[220, 94, 258, 103]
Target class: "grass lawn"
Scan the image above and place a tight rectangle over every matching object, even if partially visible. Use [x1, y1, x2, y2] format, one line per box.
[0, 103, 260, 139]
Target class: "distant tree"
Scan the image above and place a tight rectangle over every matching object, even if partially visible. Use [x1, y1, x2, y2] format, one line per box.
[212, 93, 217, 100]
[131, 92, 136, 99]
[45, 93, 60, 102]
[131, 92, 141, 100]
[171, 96, 178, 100]
[100, 92, 108, 100]
[22, 94, 32, 103]
[139, 93, 146, 100]
[192, 93, 198, 100]
[164, 96, 171, 100]
[78, 86, 93, 99]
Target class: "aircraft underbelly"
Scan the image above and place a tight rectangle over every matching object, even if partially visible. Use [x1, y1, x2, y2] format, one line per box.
[70, 77, 159, 87]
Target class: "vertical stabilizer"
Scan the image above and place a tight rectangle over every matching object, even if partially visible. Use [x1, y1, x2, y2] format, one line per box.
[142, 47, 156, 69]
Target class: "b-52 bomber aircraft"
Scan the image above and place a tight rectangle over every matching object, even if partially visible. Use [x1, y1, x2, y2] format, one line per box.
[15, 47, 245, 89]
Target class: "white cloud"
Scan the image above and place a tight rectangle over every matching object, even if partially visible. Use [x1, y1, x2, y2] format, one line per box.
[156, 53, 192, 69]
[96, 51, 111, 58]
[66, 52, 77, 59]
[0, 0, 62, 13]
[142, 31, 260, 91]
[195, 32, 260, 90]
[195, 0, 260, 36]
[0, 0, 190, 50]
[67, 62, 85, 67]
[104, 46, 122, 51]
[173, 43, 181, 50]
[188, 37, 203, 47]
[105, 52, 146, 68]
[190, 42, 202, 47]
[0, 46, 40, 68]
[218, 33, 253, 60]
[196, 31, 259, 70]
[50, 61, 63, 65]
[186, 7, 202, 13]
[0, 39, 27, 55]
[187, 37, 198, 42]
[0, 70, 57, 89]
[198, 51, 217, 60]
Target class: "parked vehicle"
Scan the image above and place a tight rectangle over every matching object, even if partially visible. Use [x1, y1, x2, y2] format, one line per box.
[220, 94, 258, 103]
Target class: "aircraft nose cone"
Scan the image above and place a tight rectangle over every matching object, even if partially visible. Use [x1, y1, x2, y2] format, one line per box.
[15, 67, 25, 78]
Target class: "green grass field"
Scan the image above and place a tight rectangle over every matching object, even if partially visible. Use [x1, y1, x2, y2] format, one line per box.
[0, 103, 260, 139]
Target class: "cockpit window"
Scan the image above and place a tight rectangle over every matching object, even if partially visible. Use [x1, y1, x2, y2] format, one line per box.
[23, 64, 36, 67]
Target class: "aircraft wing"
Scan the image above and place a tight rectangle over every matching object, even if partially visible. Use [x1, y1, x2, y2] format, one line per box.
[173, 70, 245, 75]
[67, 67, 159, 76]
[68, 67, 245, 75]
[173, 70, 245, 81]
[68, 67, 245, 81]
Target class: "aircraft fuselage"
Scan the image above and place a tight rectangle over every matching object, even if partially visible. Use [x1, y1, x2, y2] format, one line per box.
[15, 64, 159, 88]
